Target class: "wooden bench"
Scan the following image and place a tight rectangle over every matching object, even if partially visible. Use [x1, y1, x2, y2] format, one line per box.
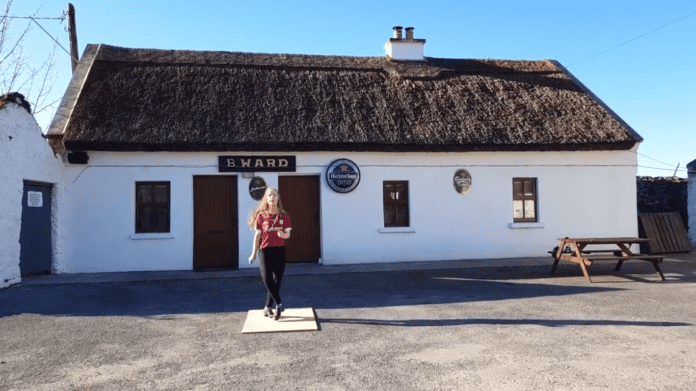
[550, 238, 666, 282]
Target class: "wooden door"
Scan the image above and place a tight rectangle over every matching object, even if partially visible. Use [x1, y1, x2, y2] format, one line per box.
[278, 176, 320, 263]
[193, 176, 238, 269]
[19, 181, 53, 276]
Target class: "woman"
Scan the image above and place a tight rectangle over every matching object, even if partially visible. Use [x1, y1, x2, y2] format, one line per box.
[248, 188, 292, 320]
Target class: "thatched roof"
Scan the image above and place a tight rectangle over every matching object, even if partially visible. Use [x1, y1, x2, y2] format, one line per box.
[47, 44, 642, 152]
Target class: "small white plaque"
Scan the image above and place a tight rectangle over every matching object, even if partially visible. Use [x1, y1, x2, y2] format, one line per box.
[27, 191, 43, 207]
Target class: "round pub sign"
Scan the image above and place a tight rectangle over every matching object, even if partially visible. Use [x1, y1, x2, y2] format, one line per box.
[454, 169, 472, 195]
[249, 177, 267, 200]
[326, 159, 360, 193]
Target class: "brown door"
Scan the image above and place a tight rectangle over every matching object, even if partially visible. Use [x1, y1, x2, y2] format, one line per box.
[278, 176, 320, 263]
[193, 176, 238, 269]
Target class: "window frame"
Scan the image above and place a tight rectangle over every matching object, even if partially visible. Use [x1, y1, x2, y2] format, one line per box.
[135, 181, 171, 233]
[512, 178, 538, 223]
[383, 180, 410, 228]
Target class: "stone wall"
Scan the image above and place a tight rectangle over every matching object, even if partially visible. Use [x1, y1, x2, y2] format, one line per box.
[636, 176, 689, 231]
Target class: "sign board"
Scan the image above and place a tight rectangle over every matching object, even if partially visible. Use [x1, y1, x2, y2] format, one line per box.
[27, 191, 43, 207]
[454, 169, 472, 195]
[249, 177, 267, 201]
[219, 156, 296, 172]
[326, 159, 360, 193]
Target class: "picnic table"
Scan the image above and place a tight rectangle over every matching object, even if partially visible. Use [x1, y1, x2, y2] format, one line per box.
[550, 237, 666, 283]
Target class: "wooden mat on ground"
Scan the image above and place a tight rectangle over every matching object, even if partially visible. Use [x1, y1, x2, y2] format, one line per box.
[639, 212, 691, 253]
[242, 307, 318, 334]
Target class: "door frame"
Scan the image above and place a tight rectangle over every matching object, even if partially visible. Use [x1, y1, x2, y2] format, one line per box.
[192, 175, 239, 270]
[19, 180, 54, 276]
[278, 174, 322, 263]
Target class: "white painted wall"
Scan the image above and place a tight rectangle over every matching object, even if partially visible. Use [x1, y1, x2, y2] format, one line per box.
[688, 167, 696, 247]
[0, 102, 63, 288]
[54, 148, 639, 273]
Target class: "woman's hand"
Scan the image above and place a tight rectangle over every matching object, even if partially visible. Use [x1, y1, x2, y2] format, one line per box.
[277, 231, 290, 240]
[248, 254, 256, 264]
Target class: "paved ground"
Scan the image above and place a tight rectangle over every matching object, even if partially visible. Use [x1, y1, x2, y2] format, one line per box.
[1, 254, 696, 390]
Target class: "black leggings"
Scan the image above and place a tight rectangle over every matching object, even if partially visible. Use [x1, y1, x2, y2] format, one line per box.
[259, 246, 286, 308]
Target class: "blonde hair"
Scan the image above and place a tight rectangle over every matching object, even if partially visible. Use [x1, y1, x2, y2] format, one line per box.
[247, 187, 286, 229]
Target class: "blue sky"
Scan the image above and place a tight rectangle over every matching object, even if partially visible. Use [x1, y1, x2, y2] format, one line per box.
[11, 0, 696, 177]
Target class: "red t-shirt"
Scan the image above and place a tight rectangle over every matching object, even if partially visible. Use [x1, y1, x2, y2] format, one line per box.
[256, 212, 291, 248]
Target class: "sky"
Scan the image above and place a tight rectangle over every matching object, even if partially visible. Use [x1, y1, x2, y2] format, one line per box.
[9, 0, 696, 177]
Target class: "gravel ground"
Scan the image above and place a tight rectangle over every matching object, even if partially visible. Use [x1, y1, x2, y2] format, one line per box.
[1, 255, 696, 390]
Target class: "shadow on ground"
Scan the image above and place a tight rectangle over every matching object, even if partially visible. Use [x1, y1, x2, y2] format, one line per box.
[318, 317, 691, 328]
[0, 265, 638, 318]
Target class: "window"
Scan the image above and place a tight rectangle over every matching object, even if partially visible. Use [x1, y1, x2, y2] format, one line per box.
[136, 182, 170, 233]
[383, 181, 409, 227]
[513, 178, 537, 223]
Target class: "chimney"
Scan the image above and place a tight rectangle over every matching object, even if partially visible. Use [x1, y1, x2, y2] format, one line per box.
[384, 26, 426, 61]
[405, 27, 414, 40]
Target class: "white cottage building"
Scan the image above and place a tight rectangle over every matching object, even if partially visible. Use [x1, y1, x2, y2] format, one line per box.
[0, 93, 63, 287]
[688, 159, 696, 247]
[43, 28, 644, 274]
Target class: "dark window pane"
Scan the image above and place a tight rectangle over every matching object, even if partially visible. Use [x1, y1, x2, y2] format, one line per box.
[396, 204, 409, 225]
[138, 186, 152, 203]
[395, 187, 405, 202]
[137, 207, 152, 232]
[154, 208, 169, 232]
[154, 186, 168, 203]
[136, 182, 171, 233]
[523, 181, 534, 196]
[384, 181, 409, 227]
[513, 180, 522, 197]
[384, 205, 396, 226]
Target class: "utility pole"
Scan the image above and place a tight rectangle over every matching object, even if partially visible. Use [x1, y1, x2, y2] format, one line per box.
[672, 163, 680, 178]
[68, 3, 79, 72]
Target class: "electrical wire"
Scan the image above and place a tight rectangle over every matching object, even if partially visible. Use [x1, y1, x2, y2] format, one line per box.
[636, 152, 678, 168]
[568, 9, 696, 67]
[5, 16, 66, 20]
[1, 12, 75, 61]
[27, 16, 78, 63]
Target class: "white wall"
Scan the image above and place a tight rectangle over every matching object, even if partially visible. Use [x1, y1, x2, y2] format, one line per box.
[0, 102, 63, 288]
[54, 148, 639, 273]
[688, 168, 696, 247]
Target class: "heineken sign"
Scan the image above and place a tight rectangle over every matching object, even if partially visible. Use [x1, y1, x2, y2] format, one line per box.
[326, 159, 360, 193]
[219, 156, 296, 172]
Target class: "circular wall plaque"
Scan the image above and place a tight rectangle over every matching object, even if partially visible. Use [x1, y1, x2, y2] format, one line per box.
[454, 169, 472, 195]
[326, 159, 361, 193]
[249, 177, 267, 200]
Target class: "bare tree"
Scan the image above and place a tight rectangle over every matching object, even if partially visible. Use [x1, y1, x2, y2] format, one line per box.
[0, 0, 60, 116]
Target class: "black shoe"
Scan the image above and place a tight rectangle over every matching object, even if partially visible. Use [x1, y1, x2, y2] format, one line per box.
[263, 308, 274, 317]
[274, 305, 282, 320]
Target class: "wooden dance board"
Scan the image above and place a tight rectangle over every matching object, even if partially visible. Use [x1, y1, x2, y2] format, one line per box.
[242, 307, 318, 334]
